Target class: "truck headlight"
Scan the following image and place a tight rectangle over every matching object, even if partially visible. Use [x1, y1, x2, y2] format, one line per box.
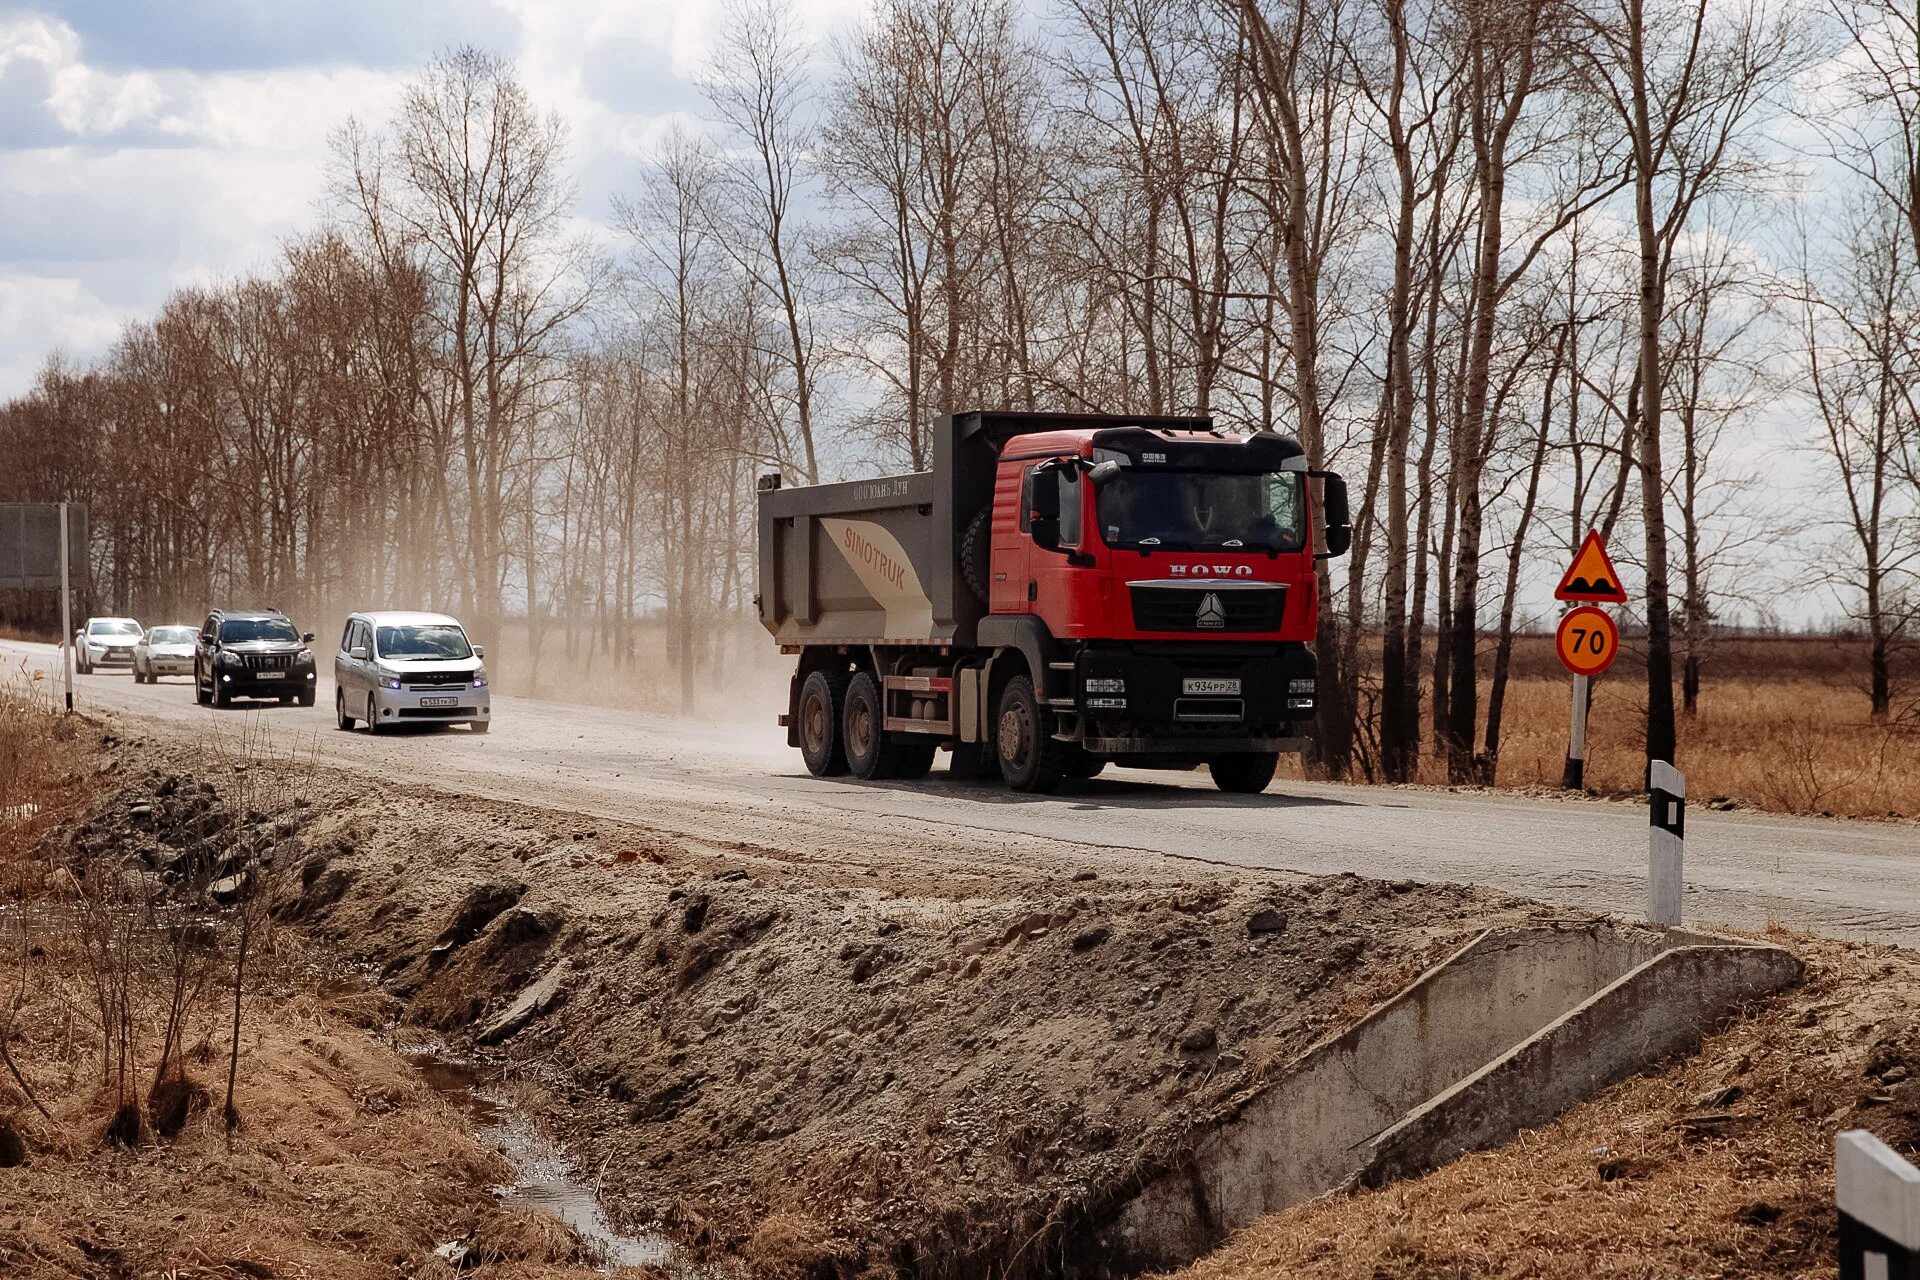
[1084, 677, 1125, 694]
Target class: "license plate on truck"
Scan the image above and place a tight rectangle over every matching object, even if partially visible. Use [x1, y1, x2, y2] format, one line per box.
[420, 696, 458, 708]
[1183, 678, 1241, 695]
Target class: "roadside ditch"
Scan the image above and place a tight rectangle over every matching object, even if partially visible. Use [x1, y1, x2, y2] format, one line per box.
[16, 729, 1823, 1279]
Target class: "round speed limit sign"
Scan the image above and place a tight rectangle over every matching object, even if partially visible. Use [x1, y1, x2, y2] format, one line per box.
[1555, 606, 1619, 677]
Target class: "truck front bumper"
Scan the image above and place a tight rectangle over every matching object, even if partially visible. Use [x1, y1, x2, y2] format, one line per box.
[1073, 642, 1316, 747]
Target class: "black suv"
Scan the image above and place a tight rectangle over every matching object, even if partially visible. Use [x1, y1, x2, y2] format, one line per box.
[194, 609, 318, 708]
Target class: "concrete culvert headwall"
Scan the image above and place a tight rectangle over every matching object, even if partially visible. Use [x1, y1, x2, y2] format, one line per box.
[1087, 921, 1802, 1274]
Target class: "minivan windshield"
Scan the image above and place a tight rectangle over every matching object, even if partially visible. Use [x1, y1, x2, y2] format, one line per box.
[1096, 469, 1305, 552]
[90, 619, 141, 636]
[220, 618, 299, 643]
[376, 624, 473, 661]
[149, 627, 196, 644]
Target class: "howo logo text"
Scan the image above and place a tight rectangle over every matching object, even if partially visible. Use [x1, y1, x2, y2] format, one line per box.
[1169, 564, 1255, 577]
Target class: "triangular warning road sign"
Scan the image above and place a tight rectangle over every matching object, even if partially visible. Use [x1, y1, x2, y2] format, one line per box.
[1554, 531, 1628, 603]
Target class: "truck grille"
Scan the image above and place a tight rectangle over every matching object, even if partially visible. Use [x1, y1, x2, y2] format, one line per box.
[1130, 584, 1285, 633]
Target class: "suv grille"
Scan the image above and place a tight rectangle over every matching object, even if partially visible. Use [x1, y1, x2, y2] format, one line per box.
[244, 652, 293, 672]
[1130, 584, 1286, 633]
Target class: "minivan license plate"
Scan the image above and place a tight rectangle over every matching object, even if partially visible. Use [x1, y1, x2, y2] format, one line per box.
[1183, 677, 1241, 695]
[420, 696, 458, 708]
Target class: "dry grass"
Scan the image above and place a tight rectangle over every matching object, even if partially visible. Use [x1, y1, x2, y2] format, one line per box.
[1284, 633, 1920, 819]
[0, 685, 637, 1280]
[1165, 934, 1920, 1280]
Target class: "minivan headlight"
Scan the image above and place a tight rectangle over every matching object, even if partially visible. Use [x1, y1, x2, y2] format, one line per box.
[472, 667, 488, 688]
[380, 672, 404, 690]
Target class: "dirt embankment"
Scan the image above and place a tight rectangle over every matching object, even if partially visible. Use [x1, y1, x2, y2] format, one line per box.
[28, 725, 1920, 1280]
[45, 731, 1566, 1278]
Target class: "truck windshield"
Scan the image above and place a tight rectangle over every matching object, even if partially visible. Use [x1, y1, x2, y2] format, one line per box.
[377, 624, 473, 660]
[220, 618, 299, 643]
[1096, 470, 1304, 552]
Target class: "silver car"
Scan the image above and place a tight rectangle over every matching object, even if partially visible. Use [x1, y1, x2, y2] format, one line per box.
[334, 611, 491, 734]
[75, 616, 143, 672]
[133, 625, 197, 683]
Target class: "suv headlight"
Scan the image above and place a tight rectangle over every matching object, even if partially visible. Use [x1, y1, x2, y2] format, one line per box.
[216, 650, 241, 666]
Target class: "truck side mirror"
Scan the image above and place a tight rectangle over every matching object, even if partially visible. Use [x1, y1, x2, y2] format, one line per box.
[1315, 471, 1352, 559]
[1088, 459, 1122, 487]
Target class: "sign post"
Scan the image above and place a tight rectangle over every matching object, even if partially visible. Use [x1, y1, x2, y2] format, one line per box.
[1837, 1129, 1920, 1279]
[58, 501, 73, 714]
[1554, 532, 1627, 789]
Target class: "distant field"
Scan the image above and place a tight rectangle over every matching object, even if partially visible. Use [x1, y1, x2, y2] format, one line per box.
[1329, 633, 1919, 819]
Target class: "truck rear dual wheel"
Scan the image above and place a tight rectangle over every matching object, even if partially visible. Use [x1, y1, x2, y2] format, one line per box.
[995, 675, 1067, 793]
[798, 670, 851, 777]
[843, 672, 927, 780]
[1210, 752, 1279, 794]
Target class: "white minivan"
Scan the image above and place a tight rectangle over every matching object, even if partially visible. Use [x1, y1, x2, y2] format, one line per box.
[334, 611, 490, 734]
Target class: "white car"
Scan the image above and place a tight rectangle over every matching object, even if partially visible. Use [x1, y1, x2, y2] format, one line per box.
[75, 617, 143, 673]
[133, 625, 197, 683]
[334, 611, 491, 734]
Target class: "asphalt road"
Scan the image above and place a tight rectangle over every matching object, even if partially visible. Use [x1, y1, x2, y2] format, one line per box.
[11, 637, 1920, 946]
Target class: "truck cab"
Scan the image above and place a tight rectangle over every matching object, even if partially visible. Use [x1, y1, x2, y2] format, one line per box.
[757, 412, 1348, 794]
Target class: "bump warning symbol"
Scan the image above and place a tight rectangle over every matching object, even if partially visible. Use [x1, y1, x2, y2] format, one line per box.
[1554, 531, 1628, 604]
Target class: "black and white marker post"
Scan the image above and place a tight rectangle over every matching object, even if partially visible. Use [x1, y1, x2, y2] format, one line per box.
[1648, 759, 1684, 927]
[1838, 1129, 1920, 1279]
[58, 499, 73, 714]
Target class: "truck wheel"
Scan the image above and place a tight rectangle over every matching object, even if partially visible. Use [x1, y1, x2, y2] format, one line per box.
[798, 671, 851, 776]
[994, 675, 1065, 793]
[842, 672, 905, 780]
[1210, 752, 1279, 794]
[959, 509, 991, 603]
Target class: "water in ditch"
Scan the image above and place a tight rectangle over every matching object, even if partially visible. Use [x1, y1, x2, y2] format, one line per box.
[413, 1054, 694, 1274]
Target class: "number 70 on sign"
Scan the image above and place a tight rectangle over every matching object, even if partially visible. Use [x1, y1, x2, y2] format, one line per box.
[1556, 605, 1620, 677]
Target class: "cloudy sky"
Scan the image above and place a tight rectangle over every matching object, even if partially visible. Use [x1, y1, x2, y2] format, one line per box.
[0, 0, 866, 398]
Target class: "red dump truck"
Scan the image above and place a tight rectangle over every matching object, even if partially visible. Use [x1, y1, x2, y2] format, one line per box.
[755, 411, 1349, 793]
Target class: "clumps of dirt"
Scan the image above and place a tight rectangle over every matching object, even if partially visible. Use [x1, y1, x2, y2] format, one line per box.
[1165, 933, 1910, 1280]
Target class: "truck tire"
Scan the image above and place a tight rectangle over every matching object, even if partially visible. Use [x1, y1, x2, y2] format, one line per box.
[1210, 752, 1279, 794]
[798, 670, 851, 777]
[842, 671, 906, 780]
[959, 509, 991, 603]
[994, 675, 1065, 792]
